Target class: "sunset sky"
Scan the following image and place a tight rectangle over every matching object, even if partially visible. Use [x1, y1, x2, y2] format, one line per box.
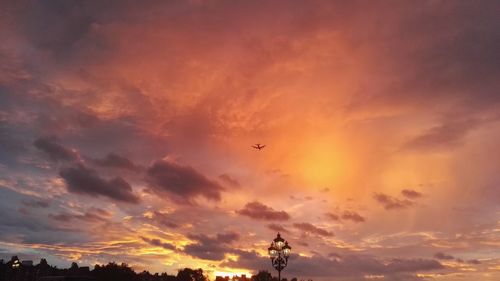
[0, 1, 499, 280]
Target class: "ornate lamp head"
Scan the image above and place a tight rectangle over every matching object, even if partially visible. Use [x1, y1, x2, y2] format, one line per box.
[282, 241, 291, 258]
[268, 243, 278, 259]
[273, 233, 285, 250]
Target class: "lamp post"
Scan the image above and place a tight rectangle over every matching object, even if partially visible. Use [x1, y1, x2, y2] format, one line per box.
[268, 233, 291, 281]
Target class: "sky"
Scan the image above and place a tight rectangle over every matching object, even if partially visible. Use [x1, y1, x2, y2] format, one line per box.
[0, 1, 499, 280]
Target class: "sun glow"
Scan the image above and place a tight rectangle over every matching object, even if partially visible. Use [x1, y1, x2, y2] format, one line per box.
[299, 137, 349, 186]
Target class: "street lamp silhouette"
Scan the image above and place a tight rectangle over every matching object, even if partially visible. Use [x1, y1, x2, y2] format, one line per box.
[268, 233, 291, 281]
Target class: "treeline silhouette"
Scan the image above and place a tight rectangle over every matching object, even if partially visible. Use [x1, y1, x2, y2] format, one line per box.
[0, 256, 311, 281]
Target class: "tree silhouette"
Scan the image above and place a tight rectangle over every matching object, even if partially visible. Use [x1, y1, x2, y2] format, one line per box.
[176, 268, 207, 281]
[71, 262, 79, 270]
[252, 271, 272, 281]
[93, 262, 139, 281]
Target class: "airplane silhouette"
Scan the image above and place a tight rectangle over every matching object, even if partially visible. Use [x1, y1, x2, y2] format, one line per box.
[252, 144, 266, 150]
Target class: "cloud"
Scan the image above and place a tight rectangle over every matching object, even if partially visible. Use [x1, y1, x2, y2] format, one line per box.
[48, 213, 73, 222]
[343, 1, 499, 120]
[141, 236, 176, 251]
[383, 258, 443, 274]
[13, 0, 96, 60]
[341, 210, 366, 223]
[222, 251, 443, 278]
[266, 223, 289, 233]
[326, 211, 365, 223]
[215, 231, 240, 243]
[325, 212, 340, 220]
[373, 193, 414, 210]
[434, 252, 482, 265]
[184, 231, 240, 261]
[146, 211, 179, 228]
[434, 252, 454, 260]
[293, 222, 333, 237]
[237, 201, 290, 221]
[220, 250, 269, 271]
[22, 199, 50, 208]
[374, 189, 426, 210]
[218, 174, 240, 188]
[403, 118, 481, 152]
[146, 160, 223, 204]
[401, 189, 423, 199]
[34, 137, 79, 162]
[59, 164, 139, 203]
[49, 208, 112, 223]
[92, 153, 141, 171]
[0, 193, 76, 235]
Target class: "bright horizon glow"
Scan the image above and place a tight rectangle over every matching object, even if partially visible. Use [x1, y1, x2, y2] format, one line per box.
[213, 271, 253, 279]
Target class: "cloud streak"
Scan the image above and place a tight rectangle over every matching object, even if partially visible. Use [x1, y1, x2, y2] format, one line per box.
[237, 202, 290, 221]
[293, 223, 333, 237]
[373, 193, 415, 210]
[34, 137, 79, 162]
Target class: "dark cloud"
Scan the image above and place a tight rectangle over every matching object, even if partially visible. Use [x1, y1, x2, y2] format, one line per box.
[237, 201, 290, 221]
[21, 199, 50, 208]
[434, 252, 481, 265]
[328, 252, 342, 259]
[49, 208, 111, 223]
[92, 153, 141, 171]
[215, 231, 240, 243]
[403, 118, 481, 151]
[434, 252, 454, 260]
[48, 213, 74, 222]
[383, 258, 443, 274]
[373, 193, 414, 210]
[0, 52, 171, 167]
[344, 1, 499, 121]
[146, 160, 223, 204]
[218, 174, 240, 188]
[341, 210, 366, 223]
[0, 189, 81, 238]
[184, 231, 239, 261]
[141, 236, 176, 251]
[147, 211, 179, 228]
[11, 0, 97, 61]
[266, 223, 289, 233]
[297, 241, 309, 247]
[326, 210, 366, 223]
[59, 164, 139, 203]
[220, 250, 269, 272]
[401, 189, 423, 199]
[293, 222, 333, 237]
[0, 116, 27, 166]
[17, 207, 29, 215]
[325, 212, 340, 221]
[34, 137, 79, 162]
